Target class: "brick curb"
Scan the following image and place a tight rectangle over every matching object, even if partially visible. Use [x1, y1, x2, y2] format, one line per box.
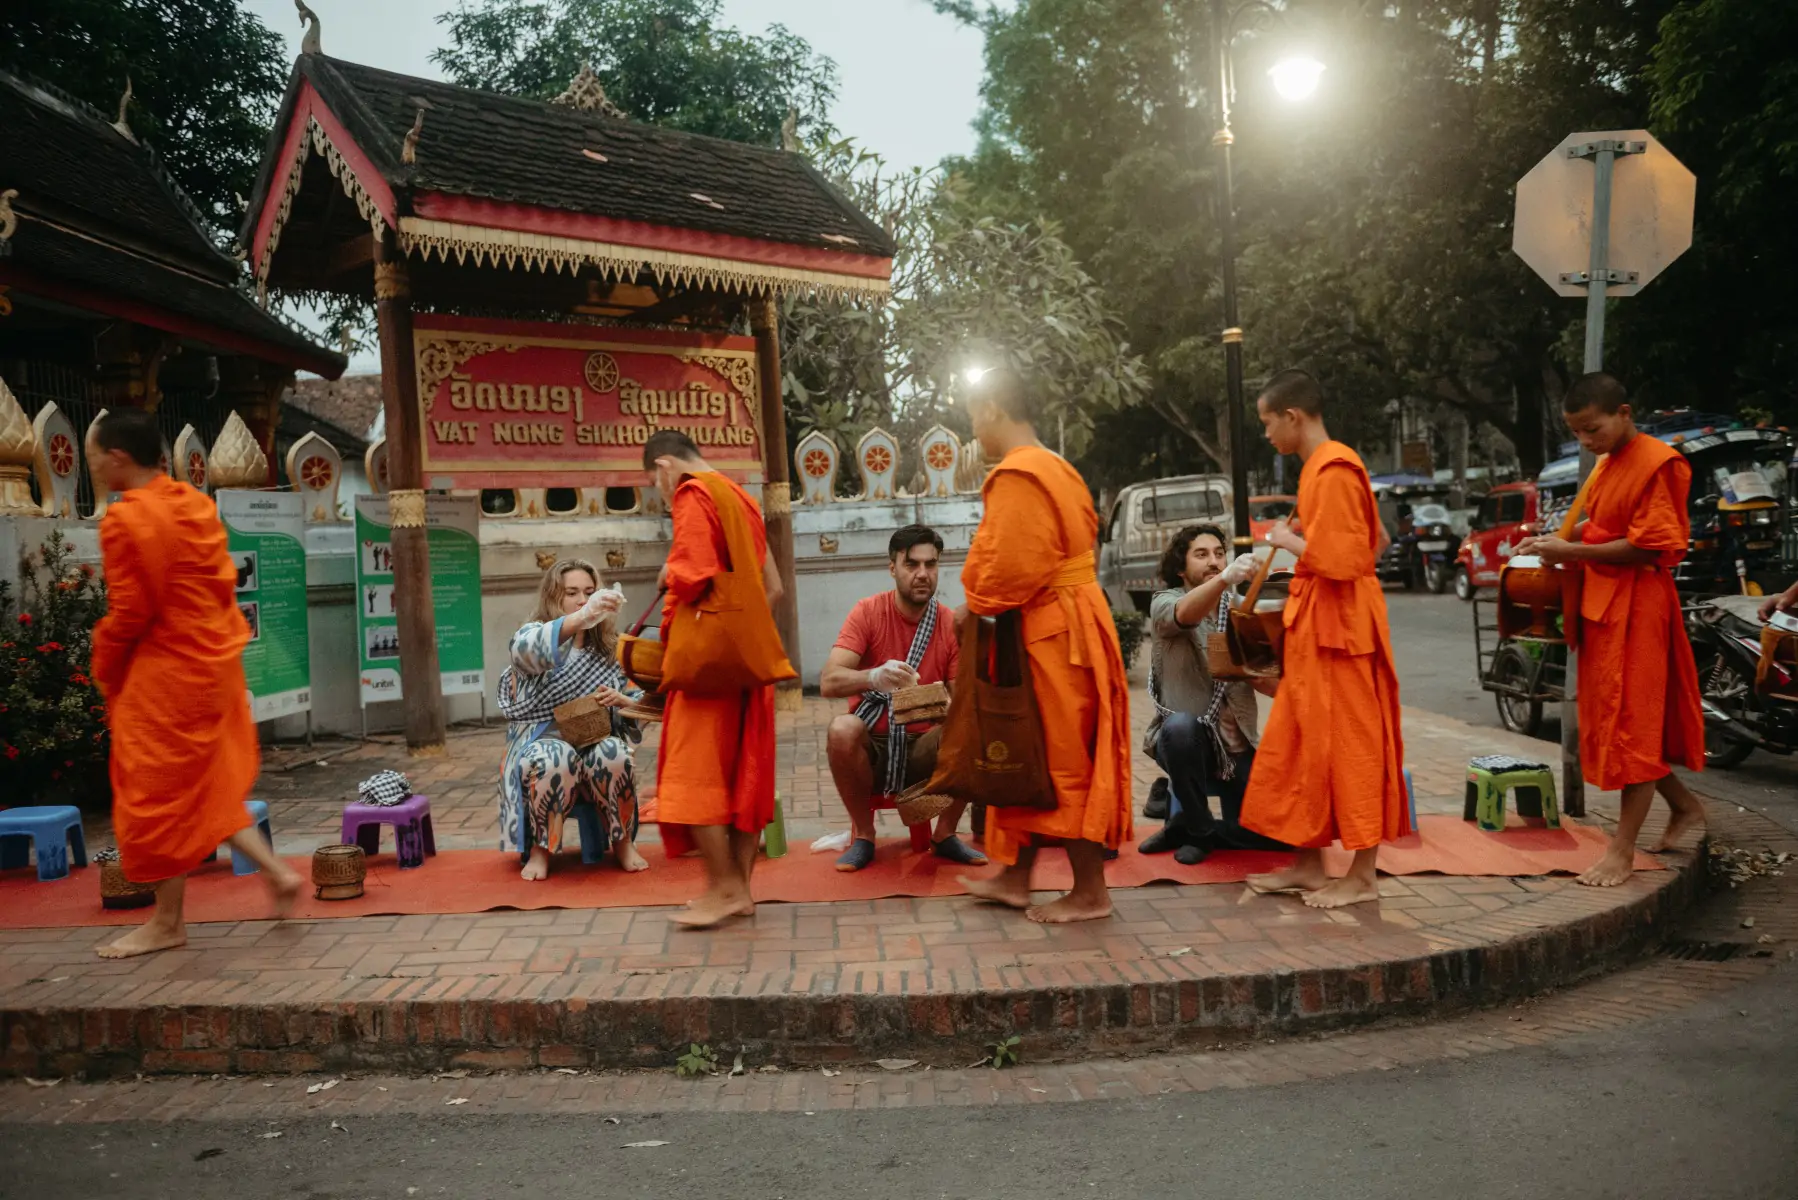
[1, 842, 1707, 1079]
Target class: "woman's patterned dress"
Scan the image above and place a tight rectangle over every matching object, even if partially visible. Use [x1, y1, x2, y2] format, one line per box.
[496, 618, 642, 859]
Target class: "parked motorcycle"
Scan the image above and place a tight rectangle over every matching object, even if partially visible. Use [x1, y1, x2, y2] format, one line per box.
[1375, 494, 1462, 594]
[1684, 596, 1798, 768]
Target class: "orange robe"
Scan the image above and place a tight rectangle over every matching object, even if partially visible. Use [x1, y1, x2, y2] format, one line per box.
[960, 446, 1132, 864]
[1242, 441, 1410, 851]
[1573, 434, 1704, 789]
[655, 474, 779, 857]
[92, 476, 257, 883]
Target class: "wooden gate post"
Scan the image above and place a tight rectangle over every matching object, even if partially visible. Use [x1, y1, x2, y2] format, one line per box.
[374, 242, 447, 754]
[750, 295, 803, 710]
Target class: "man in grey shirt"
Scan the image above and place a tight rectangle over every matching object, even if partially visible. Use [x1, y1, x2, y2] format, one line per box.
[1139, 523, 1286, 864]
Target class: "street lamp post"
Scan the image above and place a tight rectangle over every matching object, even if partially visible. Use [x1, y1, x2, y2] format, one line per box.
[1207, 0, 1322, 551]
[1211, 0, 1253, 553]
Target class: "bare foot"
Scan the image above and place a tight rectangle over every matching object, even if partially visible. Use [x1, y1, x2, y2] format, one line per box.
[1246, 860, 1330, 895]
[266, 865, 304, 918]
[520, 847, 550, 882]
[1302, 877, 1380, 909]
[97, 924, 187, 959]
[1648, 809, 1706, 853]
[961, 871, 1031, 910]
[1577, 847, 1636, 887]
[671, 893, 753, 929]
[613, 842, 650, 873]
[1025, 892, 1112, 924]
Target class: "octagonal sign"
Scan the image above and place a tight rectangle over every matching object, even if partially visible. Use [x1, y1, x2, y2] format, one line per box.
[1513, 129, 1695, 298]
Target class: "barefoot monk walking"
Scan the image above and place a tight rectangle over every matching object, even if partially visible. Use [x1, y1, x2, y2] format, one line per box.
[87, 409, 302, 959]
[644, 429, 795, 929]
[954, 366, 1133, 923]
[1241, 371, 1411, 909]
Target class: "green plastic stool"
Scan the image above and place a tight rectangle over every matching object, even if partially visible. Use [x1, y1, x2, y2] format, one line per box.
[762, 792, 788, 859]
[1463, 755, 1560, 831]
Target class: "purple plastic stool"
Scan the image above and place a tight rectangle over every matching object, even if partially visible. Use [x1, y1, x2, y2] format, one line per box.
[341, 794, 436, 869]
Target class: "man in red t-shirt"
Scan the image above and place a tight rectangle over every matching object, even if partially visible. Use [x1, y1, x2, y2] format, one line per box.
[821, 525, 985, 872]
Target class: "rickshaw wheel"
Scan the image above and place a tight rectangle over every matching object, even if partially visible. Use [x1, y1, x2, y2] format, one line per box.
[1491, 646, 1543, 737]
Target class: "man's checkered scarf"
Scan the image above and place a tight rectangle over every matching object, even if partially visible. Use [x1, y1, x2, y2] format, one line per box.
[853, 597, 939, 798]
[1148, 590, 1237, 781]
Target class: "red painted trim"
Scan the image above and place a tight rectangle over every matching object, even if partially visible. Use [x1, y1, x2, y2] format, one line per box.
[410, 192, 891, 281]
[0, 263, 346, 378]
[250, 80, 399, 270]
[414, 312, 756, 351]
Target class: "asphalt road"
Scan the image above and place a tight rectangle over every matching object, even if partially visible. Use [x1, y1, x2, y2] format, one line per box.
[1383, 589, 1798, 833]
[3, 965, 1793, 1200]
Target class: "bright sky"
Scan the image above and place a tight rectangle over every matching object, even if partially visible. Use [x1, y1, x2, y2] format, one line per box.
[241, 0, 988, 371]
[243, 0, 987, 173]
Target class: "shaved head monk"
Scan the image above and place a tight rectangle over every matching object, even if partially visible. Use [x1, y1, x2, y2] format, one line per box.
[1517, 372, 1706, 885]
[1241, 370, 1411, 908]
[645, 429, 794, 928]
[955, 366, 1133, 923]
[86, 409, 301, 958]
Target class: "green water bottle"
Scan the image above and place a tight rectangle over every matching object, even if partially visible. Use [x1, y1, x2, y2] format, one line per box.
[763, 792, 788, 858]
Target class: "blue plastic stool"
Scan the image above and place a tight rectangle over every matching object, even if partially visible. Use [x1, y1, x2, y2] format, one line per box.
[514, 798, 639, 866]
[1404, 769, 1418, 830]
[232, 800, 273, 875]
[0, 805, 88, 881]
[206, 800, 274, 874]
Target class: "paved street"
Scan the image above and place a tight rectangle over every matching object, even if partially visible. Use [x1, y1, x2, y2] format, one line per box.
[1384, 590, 1798, 833]
[2, 960, 1792, 1199]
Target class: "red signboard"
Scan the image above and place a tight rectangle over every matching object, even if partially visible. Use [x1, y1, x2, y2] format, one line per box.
[412, 314, 764, 489]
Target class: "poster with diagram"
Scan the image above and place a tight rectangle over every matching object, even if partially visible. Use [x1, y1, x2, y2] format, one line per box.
[219, 490, 311, 721]
[354, 493, 484, 705]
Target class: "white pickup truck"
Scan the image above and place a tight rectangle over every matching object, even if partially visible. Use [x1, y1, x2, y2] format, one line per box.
[1097, 474, 1235, 613]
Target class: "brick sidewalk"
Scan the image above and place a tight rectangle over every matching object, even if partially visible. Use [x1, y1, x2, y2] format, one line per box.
[2, 681, 1736, 1077]
[0, 808, 1787, 1116]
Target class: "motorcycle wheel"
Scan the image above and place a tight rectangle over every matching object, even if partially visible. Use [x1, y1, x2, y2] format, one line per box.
[1425, 559, 1449, 594]
[1696, 647, 1757, 769]
[1454, 565, 1475, 602]
[1491, 646, 1544, 737]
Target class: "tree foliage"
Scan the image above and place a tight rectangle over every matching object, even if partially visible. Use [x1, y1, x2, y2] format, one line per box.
[938, 0, 1797, 485]
[779, 140, 1150, 474]
[1, 0, 288, 230]
[433, 0, 838, 146]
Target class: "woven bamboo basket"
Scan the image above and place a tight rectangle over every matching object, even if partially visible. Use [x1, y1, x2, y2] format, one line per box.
[96, 851, 155, 911]
[890, 681, 950, 726]
[312, 844, 367, 900]
[895, 783, 955, 827]
[552, 695, 613, 747]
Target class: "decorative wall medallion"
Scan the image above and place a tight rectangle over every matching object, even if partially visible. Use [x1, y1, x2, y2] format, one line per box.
[793, 429, 839, 505]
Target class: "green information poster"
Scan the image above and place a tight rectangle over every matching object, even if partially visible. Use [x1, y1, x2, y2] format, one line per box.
[218, 490, 311, 722]
[354, 493, 484, 705]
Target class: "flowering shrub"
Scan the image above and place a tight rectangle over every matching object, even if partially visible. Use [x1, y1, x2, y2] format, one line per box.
[0, 531, 109, 805]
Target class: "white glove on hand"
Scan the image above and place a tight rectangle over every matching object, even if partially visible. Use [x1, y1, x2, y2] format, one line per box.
[868, 659, 919, 693]
[577, 588, 624, 625]
[1221, 552, 1259, 586]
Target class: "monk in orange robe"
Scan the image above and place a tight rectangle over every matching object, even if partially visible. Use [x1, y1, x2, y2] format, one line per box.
[86, 409, 301, 958]
[1241, 370, 1410, 908]
[645, 429, 792, 928]
[954, 367, 1132, 923]
[1517, 372, 1705, 885]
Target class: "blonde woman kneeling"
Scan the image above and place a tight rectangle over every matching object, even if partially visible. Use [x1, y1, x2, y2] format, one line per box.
[496, 559, 648, 880]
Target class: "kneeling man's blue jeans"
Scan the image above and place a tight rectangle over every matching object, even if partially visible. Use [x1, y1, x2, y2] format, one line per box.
[1152, 712, 1288, 851]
